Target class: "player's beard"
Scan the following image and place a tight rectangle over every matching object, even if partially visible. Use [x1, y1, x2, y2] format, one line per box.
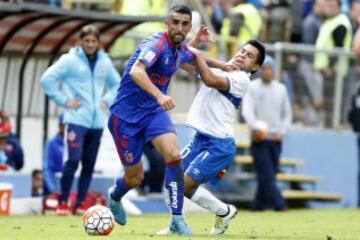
[171, 32, 185, 45]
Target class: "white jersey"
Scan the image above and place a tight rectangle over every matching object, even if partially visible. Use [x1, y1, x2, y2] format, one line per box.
[187, 69, 251, 139]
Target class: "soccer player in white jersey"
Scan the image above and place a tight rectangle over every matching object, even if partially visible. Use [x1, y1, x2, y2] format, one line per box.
[158, 39, 265, 236]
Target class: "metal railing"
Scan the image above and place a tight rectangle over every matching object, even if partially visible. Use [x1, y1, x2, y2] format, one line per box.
[0, 31, 358, 129]
[265, 42, 355, 128]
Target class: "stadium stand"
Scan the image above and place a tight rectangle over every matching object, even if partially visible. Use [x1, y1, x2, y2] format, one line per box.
[0, 1, 358, 215]
[232, 123, 343, 204]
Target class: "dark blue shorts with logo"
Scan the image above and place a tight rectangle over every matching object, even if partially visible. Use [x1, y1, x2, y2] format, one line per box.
[108, 110, 176, 167]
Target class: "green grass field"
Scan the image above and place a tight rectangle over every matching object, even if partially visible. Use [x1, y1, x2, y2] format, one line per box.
[0, 209, 359, 240]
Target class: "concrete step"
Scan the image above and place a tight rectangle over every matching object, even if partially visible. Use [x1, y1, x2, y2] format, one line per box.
[235, 155, 303, 167]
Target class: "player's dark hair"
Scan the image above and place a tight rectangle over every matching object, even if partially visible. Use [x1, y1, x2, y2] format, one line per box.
[79, 24, 100, 41]
[32, 169, 42, 178]
[170, 4, 192, 20]
[245, 39, 266, 67]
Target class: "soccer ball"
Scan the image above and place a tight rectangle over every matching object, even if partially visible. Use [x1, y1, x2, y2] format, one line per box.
[82, 205, 115, 235]
[253, 120, 269, 140]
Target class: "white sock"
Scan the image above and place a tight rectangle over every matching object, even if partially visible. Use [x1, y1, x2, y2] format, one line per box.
[190, 187, 228, 216]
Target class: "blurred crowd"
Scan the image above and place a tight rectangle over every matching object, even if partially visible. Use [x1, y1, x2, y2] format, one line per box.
[11, 0, 359, 127]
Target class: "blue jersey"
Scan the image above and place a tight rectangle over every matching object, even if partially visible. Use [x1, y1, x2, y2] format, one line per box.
[110, 32, 194, 123]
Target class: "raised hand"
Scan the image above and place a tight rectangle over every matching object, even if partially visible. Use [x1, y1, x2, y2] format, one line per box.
[188, 25, 215, 47]
[195, 25, 215, 45]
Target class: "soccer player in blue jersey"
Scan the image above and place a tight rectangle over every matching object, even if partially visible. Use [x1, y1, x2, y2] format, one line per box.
[106, 4, 216, 236]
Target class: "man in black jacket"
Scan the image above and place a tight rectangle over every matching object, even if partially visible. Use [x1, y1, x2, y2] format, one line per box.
[348, 88, 360, 207]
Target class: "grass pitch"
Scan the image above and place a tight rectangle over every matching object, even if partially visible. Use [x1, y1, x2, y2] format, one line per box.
[0, 209, 359, 240]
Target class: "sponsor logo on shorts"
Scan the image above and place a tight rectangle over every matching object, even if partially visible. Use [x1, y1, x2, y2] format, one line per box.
[67, 130, 76, 142]
[125, 151, 133, 163]
[216, 168, 227, 179]
[192, 168, 200, 176]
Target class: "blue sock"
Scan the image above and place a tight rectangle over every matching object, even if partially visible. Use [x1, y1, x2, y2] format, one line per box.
[165, 161, 184, 215]
[110, 176, 131, 201]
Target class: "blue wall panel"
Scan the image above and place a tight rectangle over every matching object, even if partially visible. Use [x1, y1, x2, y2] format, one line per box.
[282, 130, 358, 207]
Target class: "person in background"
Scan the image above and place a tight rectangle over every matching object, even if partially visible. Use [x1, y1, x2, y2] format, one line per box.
[140, 144, 165, 194]
[41, 24, 121, 215]
[313, 0, 352, 126]
[31, 169, 43, 197]
[0, 110, 24, 171]
[298, 0, 326, 125]
[242, 56, 292, 211]
[314, 0, 352, 78]
[352, 1, 360, 57]
[43, 114, 65, 195]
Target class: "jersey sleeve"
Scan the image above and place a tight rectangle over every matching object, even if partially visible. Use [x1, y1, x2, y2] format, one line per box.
[138, 40, 162, 68]
[227, 71, 250, 98]
[179, 44, 195, 65]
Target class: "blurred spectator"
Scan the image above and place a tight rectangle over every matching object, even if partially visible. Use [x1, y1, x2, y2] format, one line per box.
[348, 86, 360, 207]
[0, 111, 24, 171]
[220, 0, 262, 55]
[350, 0, 360, 32]
[313, 0, 352, 126]
[354, 27, 360, 57]
[314, 0, 352, 79]
[140, 144, 165, 194]
[221, 0, 262, 43]
[242, 56, 292, 211]
[343, 1, 360, 124]
[31, 169, 43, 197]
[43, 114, 64, 195]
[350, 0, 360, 59]
[203, 0, 225, 34]
[302, 0, 314, 18]
[298, 0, 326, 123]
[302, 0, 326, 46]
[289, 0, 304, 43]
[263, 0, 292, 43]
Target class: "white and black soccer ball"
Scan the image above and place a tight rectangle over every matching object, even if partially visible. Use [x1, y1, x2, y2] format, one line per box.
[82, 205, 115, 235]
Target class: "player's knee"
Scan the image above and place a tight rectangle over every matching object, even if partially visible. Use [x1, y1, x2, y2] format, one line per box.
[126, 174, 144, 188]
[184, 188, 194, 198]
[165, 149, 181, 163]
[184, 175, 198, 198]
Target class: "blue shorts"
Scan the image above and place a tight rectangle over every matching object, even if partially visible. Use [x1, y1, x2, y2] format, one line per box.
[182, 131, 236, 185]
[108, 110, 176, 167]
